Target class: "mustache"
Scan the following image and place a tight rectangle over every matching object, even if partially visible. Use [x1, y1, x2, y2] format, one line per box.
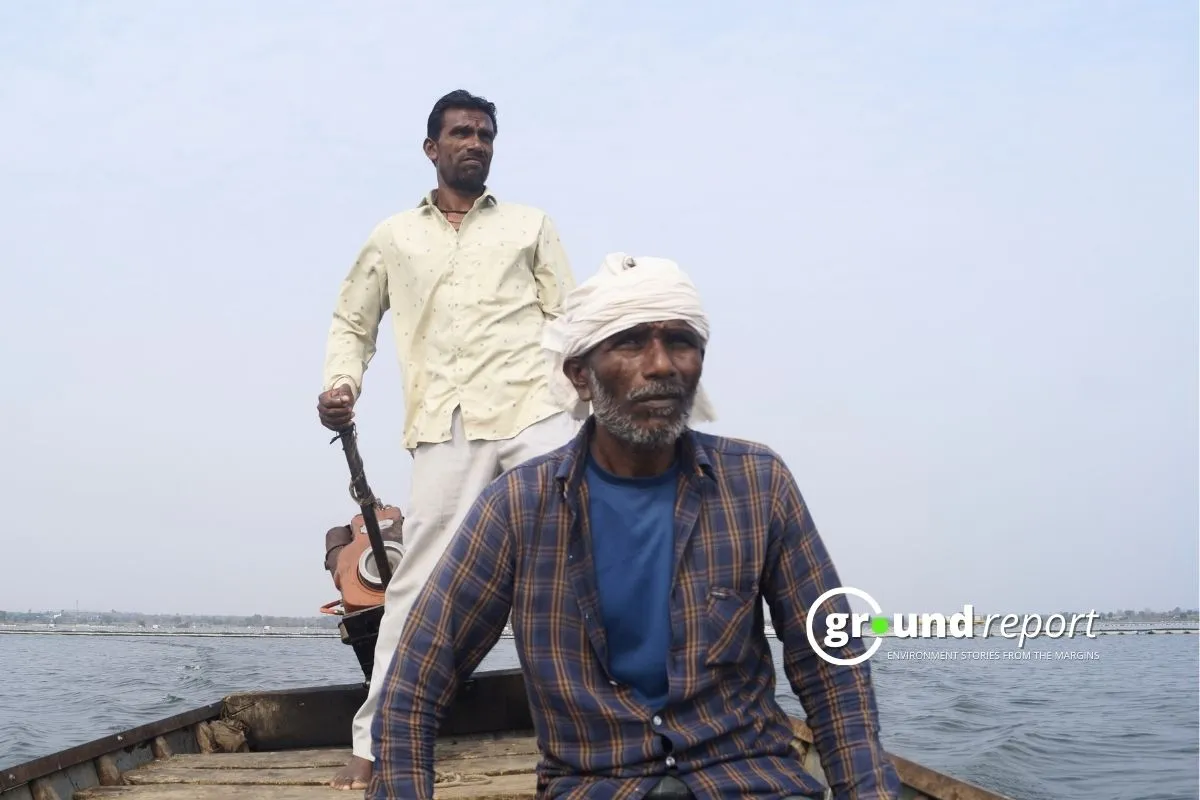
[627, 381, 687, 402]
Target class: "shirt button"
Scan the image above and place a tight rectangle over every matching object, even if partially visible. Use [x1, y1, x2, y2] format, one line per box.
[652, 715, 663, 726]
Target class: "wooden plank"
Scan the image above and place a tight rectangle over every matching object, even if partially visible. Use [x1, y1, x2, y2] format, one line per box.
[137, 750, 350, 770]
[137, 736, 540, 772]
[220, 684, 364, 752]
[125, 755, 535, 786]
[126, 768, 335, 786]
[76, 773, 536, 799]
[437, 734, 541, 761]
[219, 670, 532, 752]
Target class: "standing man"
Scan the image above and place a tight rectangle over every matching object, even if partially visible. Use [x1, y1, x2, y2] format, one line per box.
[366, 253, 902, 800]
[317, 89, 580, 790]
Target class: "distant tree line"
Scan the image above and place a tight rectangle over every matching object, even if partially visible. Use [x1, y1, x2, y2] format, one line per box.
[757, 604, 1199, 623]
[972, 608, 1198, 622]
[4, 606, 1197, 628]
[0, 609, 340, 628]
[1095, 607, 1198, 622]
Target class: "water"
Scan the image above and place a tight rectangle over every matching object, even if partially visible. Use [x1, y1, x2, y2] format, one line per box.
[0, 632, 1196, 800]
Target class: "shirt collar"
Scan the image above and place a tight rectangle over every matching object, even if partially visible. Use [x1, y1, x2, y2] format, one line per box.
[554, 417, 716, 498]
[417, 188, 498, 211]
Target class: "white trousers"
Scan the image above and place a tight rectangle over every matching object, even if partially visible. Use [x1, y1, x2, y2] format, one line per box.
[351, 407, 580, 760]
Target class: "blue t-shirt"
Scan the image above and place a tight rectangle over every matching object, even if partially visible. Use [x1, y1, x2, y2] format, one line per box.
[585, 454, 678, 710]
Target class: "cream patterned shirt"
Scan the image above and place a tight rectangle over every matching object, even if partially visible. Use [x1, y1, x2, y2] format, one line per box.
[322, 190, 576, 450]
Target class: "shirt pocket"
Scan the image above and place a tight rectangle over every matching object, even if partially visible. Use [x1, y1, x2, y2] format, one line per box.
[703, 583, 760, 668]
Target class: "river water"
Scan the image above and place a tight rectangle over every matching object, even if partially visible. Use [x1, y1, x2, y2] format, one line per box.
[0, 631, 1195, 799]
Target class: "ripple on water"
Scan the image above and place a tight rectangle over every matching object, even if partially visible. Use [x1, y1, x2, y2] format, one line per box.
[772, 634, 1199, 800]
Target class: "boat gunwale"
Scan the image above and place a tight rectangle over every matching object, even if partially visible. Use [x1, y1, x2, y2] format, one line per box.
[0, 700, 223, 792]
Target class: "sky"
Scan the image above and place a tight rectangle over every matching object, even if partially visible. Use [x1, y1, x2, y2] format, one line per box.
[0, 1, 1195, 618]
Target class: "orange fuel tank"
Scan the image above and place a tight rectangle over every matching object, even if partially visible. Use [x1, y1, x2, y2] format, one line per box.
[321, 505, 405, 615]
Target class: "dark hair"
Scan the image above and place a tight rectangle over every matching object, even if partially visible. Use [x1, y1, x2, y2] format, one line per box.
[426, 90, 498, 140]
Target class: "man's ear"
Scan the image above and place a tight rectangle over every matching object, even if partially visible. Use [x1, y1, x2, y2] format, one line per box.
[563, 357, 592, 402]
[422, 137, 437, 164]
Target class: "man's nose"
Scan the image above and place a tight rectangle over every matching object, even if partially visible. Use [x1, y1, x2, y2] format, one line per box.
[642, 339, 677, 378]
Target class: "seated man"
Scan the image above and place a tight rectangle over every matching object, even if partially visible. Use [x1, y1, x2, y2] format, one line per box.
[367, 253, 902, 800]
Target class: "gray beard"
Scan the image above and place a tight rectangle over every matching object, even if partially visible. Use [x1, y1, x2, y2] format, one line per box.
[586, 372, 694, 450]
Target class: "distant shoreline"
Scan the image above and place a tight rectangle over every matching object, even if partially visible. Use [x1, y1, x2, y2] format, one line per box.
[0, 625, 519, 640]
[0, 627, 337, 639]
[2, 622, 1193, 640]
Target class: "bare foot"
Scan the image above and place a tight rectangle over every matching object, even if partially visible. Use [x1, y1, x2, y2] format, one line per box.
[330, 755, 372, 790]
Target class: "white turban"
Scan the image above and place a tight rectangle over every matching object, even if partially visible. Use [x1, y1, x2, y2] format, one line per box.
[542, 252, 717, 423]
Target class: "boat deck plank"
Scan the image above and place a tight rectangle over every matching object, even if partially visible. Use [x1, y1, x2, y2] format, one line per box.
[74, 777, 536, 799]
[123, 755, 535, 786]
[131, 735, 540, 772]
[75, 735, 541, 800]
[136, 750, 352, 770]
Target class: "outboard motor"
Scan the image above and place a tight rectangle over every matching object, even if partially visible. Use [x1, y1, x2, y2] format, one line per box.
[323, 506, 405, 614]
[321, 504, 405, 681]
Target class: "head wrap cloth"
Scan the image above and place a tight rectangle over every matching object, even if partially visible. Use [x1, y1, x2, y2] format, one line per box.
[541, 252, 717, 423]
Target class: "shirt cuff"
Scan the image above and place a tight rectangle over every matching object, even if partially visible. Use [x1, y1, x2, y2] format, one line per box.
[325, 375, 360, 400]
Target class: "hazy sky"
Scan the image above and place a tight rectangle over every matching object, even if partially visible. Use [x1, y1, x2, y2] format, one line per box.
[1, 2, 1195, 618]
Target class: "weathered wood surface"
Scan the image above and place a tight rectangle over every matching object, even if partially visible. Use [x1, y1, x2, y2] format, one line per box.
[75, 780, 535, 799]
[124, 756, 535, 786]
[131, 736, 540, 773]
[0, 702, 223, 795]
[5, 665, 1011, 800]
[217, 671, 533, 753]
[77, 734, 542, 799]
[131, 750, 350, 771]
[70, 723, 1006, 800]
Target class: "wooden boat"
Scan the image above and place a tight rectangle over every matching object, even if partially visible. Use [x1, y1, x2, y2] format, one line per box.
[0, 437, 1013, 799]
[0, 667, 1013, 800]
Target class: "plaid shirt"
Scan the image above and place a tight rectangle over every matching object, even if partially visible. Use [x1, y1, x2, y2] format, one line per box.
[370, 419, 901, 800]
